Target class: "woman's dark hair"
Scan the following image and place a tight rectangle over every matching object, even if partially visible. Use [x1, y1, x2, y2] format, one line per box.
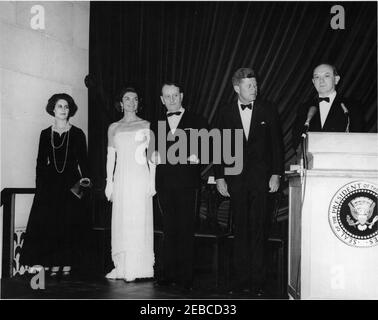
[115, 86, 142, 113]
[46, 93, 78, 118]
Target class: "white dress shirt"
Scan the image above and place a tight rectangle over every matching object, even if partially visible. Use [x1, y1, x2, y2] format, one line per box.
[167, 107, 185, 134]
[237, 100, 253, 139]
[319, 91, 337, 128]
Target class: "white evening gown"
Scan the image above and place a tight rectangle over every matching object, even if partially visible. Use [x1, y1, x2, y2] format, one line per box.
[107, 121, 155, 281]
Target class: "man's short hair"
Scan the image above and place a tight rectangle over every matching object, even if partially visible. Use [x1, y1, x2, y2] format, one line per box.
[313, 63, 339, 77]
[232, 68, 256, 86]
[161, 81, 182, 94]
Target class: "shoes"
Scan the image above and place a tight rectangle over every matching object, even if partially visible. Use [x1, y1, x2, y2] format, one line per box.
[180, 287, 193, 294]
[180, 284, 194, 294]
[62, 266, 71, 277]
[227, 280, 251, 295]
[50, 271, 59, 278]
[28, 266, 44, 274]
[105, 269, 118, 279]
[49, 266, 60, 277]
[227, 287, 250, 295]
[154, 279, 175, 287]
[134, 277, 153, 283]
[253, 287, 265, 297]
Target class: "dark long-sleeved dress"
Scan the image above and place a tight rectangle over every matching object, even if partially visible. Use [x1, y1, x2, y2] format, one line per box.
[20, 125, 89, 268]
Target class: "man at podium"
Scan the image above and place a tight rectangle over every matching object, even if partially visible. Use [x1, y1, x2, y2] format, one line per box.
[292, 63, 364, 151]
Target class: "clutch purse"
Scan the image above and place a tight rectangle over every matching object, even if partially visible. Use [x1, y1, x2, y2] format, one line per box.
[70, 178, 92, 199]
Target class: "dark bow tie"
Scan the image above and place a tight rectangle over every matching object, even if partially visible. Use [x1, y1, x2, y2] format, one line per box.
[240, 103, 252, 110]
[318, 97, 330, 103]
[167, 111, 182, 117]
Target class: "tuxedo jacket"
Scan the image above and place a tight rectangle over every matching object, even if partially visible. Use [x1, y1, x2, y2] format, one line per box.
[292, 94, 364, 150]
[149, 109, 208, 190]
[213, 98, 284, 192]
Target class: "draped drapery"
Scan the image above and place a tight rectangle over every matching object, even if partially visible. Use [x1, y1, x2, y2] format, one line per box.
[88, 1, 377, 190]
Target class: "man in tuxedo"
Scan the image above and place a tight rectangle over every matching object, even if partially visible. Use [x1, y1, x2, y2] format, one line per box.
[214, 68, 284, 296]
[150, 81, 208, 291]
[292, 63, 364, 151]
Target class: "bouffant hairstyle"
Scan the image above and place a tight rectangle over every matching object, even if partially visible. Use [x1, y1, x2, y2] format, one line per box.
[45, 93, 78, 118]
[115, 86, 141, 113]
[231, 68, 257, 86]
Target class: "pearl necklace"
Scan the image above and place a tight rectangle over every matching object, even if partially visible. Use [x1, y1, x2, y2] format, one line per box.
[51, 126, 70, 173]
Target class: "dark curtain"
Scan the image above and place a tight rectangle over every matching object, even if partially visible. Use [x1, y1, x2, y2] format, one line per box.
[88, 1, 377, 192]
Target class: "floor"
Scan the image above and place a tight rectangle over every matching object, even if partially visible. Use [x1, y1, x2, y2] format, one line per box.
[1, 269, 288, 300]
[3, 220, 289, 300]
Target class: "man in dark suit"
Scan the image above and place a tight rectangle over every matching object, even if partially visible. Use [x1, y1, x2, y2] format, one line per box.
[292, 63, 364, 151]
[149, 81, 208, 291]
[214, 68, 284, 296]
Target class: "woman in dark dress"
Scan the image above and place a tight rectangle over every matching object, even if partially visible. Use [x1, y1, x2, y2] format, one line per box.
[20, 93, 90, 277]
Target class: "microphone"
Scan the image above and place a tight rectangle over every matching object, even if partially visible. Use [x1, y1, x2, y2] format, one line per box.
[300, 106, 317, 171]
[340, 102, 349, 114]
[302, 106, 317, 138]
[341, 102, 350, 132]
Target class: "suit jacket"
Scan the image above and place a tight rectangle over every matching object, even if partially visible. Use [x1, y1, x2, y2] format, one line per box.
[292, 94, 364, 150]
[214, 98, 284, 192]
[149, 109, 208, 190]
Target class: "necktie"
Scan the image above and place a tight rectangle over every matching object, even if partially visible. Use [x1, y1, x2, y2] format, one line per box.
[318, 97, 330, 103]
[241, 103, 252, 110]
[167, 111, 182, 117]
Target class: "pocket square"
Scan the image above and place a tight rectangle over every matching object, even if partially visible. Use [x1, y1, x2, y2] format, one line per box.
[187, 154, 199, 164]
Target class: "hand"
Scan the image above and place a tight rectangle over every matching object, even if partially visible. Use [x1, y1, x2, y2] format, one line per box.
[269, 175, 280, 193]
[148, 180, 156, 197]
[150, 151, 161, 165]
[149, 186, 156, 197]
[216, 178, 230, 197]
[105, 181, 113, 201]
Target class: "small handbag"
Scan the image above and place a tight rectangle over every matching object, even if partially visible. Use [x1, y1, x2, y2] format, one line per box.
[70, 177, 92, 199]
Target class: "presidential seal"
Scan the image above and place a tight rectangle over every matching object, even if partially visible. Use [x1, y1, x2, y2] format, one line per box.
[329, 181, 378, 248]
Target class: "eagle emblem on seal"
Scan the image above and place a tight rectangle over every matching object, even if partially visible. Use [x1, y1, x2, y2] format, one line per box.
[347, 197, 378, 231]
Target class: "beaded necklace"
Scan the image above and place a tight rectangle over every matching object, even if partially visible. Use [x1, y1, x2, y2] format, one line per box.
[51, 126, 70, 173]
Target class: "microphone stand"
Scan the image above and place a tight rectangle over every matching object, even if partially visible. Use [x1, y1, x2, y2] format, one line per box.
[301, 135, 308, 169]
[299, 125, 309, 184]
[299, 127, 309, 220]
[301, 125, 310, 169]
[345, 112, 350, 133]
[341, 103, 350, 133]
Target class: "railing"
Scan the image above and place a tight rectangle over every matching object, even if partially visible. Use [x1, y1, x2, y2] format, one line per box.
[0, 183, 289, 280]
[1, 188, 36, 278]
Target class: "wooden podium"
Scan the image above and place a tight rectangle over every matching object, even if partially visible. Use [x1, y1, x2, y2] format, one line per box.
[287, 133, 378, 299]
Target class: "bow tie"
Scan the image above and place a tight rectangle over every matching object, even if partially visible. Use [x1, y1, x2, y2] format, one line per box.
[167, 111, 182, 117]
[318, 97, 330, 103]
[240, 103, 252, 110]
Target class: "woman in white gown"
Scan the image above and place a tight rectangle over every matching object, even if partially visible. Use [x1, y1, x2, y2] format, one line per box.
[104, 87, 155, 281]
